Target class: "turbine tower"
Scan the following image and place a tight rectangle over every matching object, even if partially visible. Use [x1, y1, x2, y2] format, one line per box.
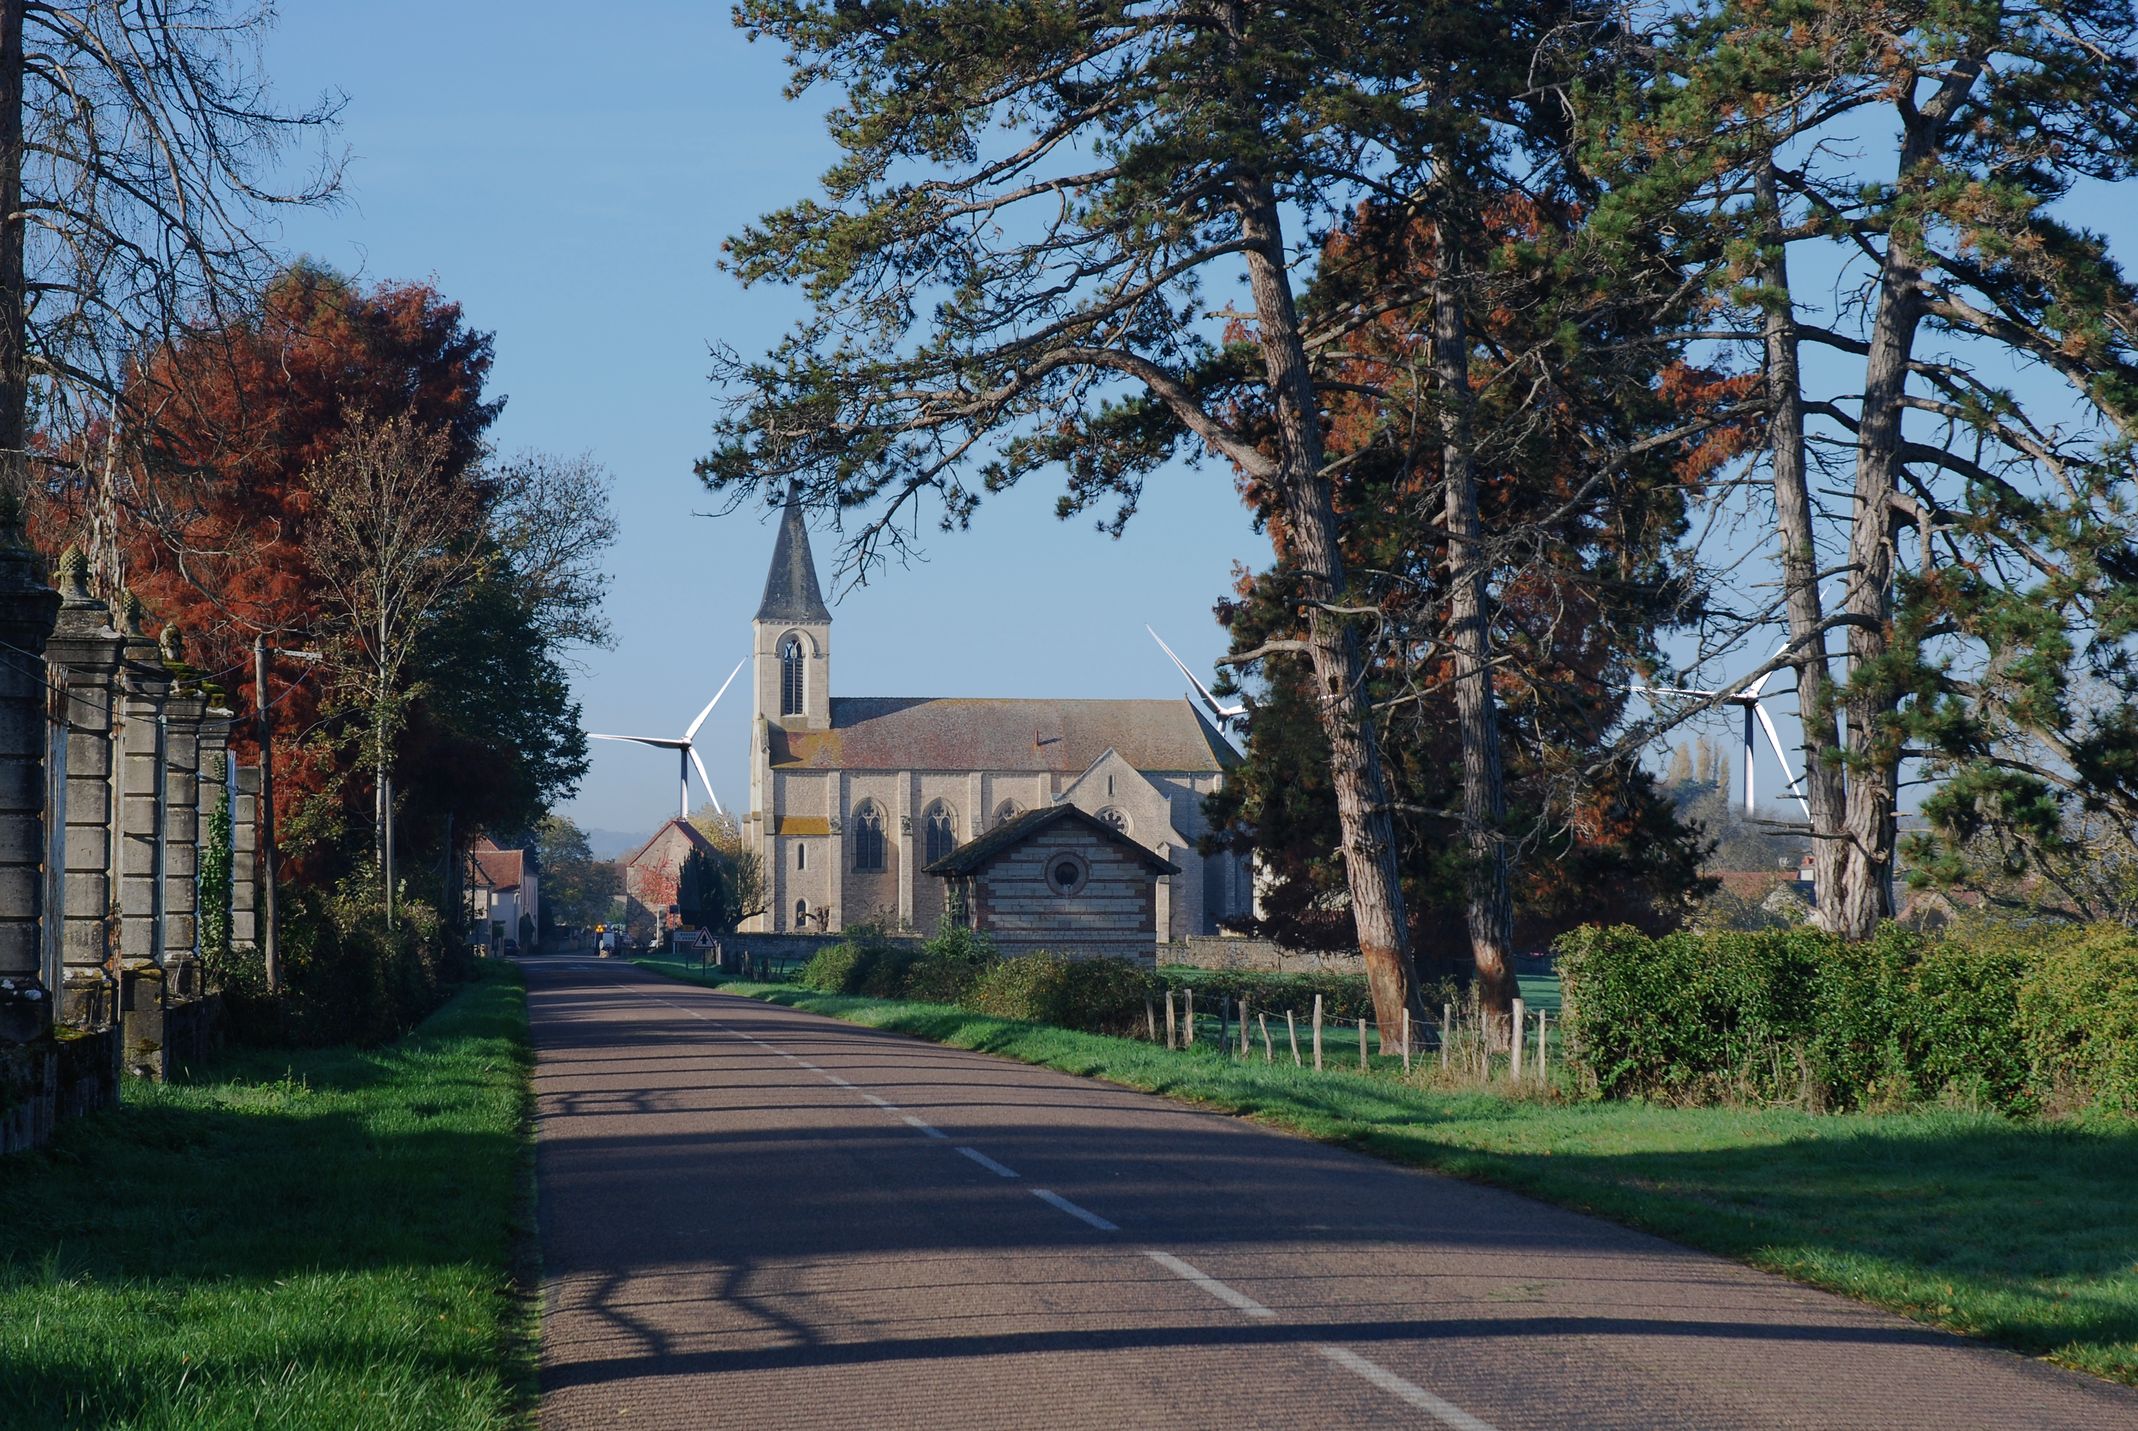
[1635, 644, 1809, 818]
[589, 658, 747, 820]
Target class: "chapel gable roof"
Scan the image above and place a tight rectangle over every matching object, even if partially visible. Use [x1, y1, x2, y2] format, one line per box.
[620, 817, 718, 872]
[771, 696, 1238, 774]
[922, 802, 1180, 877]
[756, 486, 832, 625]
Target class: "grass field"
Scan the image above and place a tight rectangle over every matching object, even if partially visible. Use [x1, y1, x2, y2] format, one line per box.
[638, 957, 2138, 1386]
[0, 961, 536, 1430]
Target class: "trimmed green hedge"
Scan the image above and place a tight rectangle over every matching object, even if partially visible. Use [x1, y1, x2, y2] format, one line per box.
[1156, 966, 1378, 1021]
[794, 926, 1156, 1035]
[1556, 922, 2138, 1115]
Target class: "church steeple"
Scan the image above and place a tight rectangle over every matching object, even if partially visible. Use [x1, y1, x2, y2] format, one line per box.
[756, 484, 832, 624]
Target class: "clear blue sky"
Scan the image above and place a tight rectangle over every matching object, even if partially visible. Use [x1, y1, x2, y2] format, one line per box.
[260, 3, 1266, 841]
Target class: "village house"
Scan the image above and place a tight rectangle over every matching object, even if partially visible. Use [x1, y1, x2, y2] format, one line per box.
[468, 838, 540, 950]
[620, 817, 720, 939]
[742, 491, 1252, 942]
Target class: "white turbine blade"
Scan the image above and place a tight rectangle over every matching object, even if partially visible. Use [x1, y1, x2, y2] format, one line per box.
[1753, 700, 1812, 819]
[590, 733, 687, 749]
[689, 747, 724, 818]
[685, 658, 748, 742]
[1147, 625, 1240, 718]
[1630, 684, 1720, 699]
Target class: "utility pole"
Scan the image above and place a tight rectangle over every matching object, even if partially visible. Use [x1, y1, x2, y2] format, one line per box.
[253, 634, 278, 992]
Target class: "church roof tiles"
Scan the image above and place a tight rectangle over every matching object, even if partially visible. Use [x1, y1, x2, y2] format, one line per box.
[771, 697, 1238, 774]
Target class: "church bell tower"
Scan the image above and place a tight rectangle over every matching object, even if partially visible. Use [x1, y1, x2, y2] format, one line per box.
[752, 485, 831, 733]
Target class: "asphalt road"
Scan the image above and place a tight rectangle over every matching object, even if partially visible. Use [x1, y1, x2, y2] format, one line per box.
[526, 953, 2135, 1429]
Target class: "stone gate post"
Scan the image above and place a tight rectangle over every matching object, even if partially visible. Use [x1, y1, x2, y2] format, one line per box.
[0, 510, 61, 1043]
[231, 764, 259, 951]
[113, 593, 173, 1075]
[44, 548, 124, 1032]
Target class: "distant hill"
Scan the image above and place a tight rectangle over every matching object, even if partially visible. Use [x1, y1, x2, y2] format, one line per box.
[584, 828, 648, 862]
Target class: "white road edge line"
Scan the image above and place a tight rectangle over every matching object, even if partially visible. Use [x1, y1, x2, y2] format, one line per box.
[1032, 1188, 1118, 1232]
[1143, 1250, 1275, 1320]
[1314, 1345, 1500, 1431]
[901, 1114, 949, 1140]
[956, 1146, 1019, 1179]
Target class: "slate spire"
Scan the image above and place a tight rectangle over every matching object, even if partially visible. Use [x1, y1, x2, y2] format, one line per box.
[756, 482, 832, 624]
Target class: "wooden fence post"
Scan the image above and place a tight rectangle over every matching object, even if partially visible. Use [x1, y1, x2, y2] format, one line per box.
[1165, 989, 1177, 1049]
[1218, 993, 1231, 1054]
[1537, 1009, 1548, 1083]
[1259, 1012, 1272, 1064]
[1238, 996, 1251, 1057]
[1440, 1002, 1451, 1070]
[1311, 994, 1323, 1072]
[1286, 1008, 1301, 1067]
[1401, 1008, 1411, 1075]
[1358, 1018, 1368, 1073]
[1145, 995, 1158, 1043]
[1185, 987, 1195, 1047]
[1511, 996, 1526, 1083]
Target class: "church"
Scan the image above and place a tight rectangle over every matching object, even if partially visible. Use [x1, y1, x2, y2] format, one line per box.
[742, 493, 1253, 944]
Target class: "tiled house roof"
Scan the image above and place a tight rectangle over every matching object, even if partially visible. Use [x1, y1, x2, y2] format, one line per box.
[620, 818, 718, 872]
[468, 844, 524, 892]
[923, 803, 1180, 876]
[773, 697, 1238, 774]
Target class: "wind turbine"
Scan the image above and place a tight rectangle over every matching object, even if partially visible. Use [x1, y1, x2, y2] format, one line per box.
[1147, 626, 1247, 738]
[1635, 645, 1809, 819]
[589, 658, 747, 821]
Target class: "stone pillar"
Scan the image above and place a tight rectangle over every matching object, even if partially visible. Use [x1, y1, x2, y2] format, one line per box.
[0, 510, 61, 1042]
[159, 631, 205, 995]
[230, 764, 258, 950]
[113, 595, 172, 1074]
[43, 549, 123, 1030]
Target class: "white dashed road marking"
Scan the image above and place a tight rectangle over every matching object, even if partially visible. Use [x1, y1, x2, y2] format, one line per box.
[1031, 1188, 1118, 1232]
[956, 1146, 1020, 1179]
[1314, 1346, 1500, 1431]
[1143, 1250, 1276, 1320]
[902, 1114, 949, 1139]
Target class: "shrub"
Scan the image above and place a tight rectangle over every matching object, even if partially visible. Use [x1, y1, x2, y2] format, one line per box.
[1556, 920, 2138, 1115]
[963, 953, 1154, 1034]
[797, 922, 915, 995]
[901, 926, 1001, 1004]
[261, 876, 450, 1047]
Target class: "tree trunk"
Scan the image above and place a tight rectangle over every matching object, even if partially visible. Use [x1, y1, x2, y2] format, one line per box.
[1754, 161, 1850, 924]
[1428, 222, 1517, 1036]
[0, 0, 25, 503]
[1236, 185, 1420, 1033]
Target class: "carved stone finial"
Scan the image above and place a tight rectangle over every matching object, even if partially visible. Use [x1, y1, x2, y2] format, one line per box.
[119, 589, 144, 636]
[56, 544, 91, 602]
[159, 622, 185, 663]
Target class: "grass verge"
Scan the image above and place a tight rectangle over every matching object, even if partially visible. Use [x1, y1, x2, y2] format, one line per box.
[0, 960, 537, 1430]
[638, 957, 2138, 1386]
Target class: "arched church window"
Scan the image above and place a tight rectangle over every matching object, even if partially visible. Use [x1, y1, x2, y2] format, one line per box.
[924, 803, 957, 864]
[852, 802, 886, 872]
[794, 897, 810, 928]
[1096, 806, 1131, 836]
[779, 634, 805, 716]
[993, 799, 1023, 828]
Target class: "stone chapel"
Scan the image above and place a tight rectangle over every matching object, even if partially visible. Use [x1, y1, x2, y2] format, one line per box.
[742, 492, 1252, 942]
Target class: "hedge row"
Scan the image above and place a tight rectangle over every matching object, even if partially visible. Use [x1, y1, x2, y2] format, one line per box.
[1555, 921, 2138, 1115]
[1155, 966, 1378, 1021]
[797, 925, 1153, 1034]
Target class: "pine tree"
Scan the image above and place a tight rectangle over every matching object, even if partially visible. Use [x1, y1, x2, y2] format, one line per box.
[1589, 0, 2138, 935]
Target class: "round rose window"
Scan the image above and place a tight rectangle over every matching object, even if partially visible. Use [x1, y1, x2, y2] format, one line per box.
[1046, 852, 1089, 895]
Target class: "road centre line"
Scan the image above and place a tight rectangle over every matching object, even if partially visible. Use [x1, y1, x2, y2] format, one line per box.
[1032, 1188, 1119, 1232]
[1143, 1250, 1275, 1319]
[1314, 1346, 1501, 1431]
[611, 965, 1499, 1430]
[956, 1146, 1020, 1179]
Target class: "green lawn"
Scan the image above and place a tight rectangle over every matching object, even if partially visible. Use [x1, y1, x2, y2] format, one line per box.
[0, 961, 537, 1430]
[638, 957, 2138, 1386]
